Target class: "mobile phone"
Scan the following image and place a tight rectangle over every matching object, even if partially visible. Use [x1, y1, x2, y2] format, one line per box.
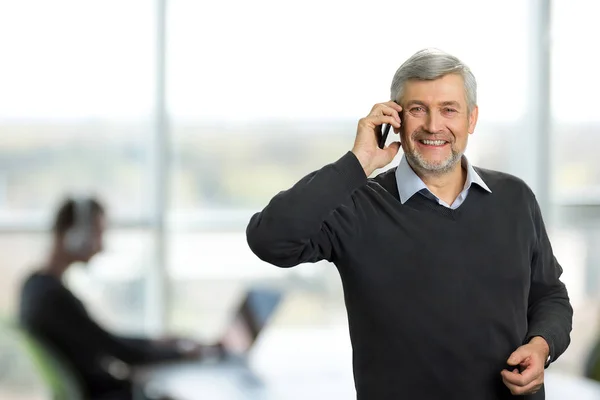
[377, 101, 400, 149]
[378, 123, 392, 149]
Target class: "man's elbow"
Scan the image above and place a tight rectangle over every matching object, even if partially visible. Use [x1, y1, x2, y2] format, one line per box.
[246, 216, 301, 268]
[246, 235, 304, 268]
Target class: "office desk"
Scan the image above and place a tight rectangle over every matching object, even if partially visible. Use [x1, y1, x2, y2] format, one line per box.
[136, 359, 356, 400]
[137, 363, 600, 400]
[135, 328, 600, 400]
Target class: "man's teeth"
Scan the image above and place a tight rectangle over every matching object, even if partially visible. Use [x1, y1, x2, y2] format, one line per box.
[420, 140, 446, 145]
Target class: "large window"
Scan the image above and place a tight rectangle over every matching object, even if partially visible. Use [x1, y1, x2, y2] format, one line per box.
[0, 0, 598, 380]
[552, 0, 600, 200]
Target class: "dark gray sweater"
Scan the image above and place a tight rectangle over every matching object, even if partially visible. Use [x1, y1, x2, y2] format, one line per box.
[246, 151, 572, 400]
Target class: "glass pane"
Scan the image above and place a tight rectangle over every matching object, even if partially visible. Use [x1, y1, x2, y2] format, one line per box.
[167, 0, 530, 212]
[551, 0, 600, 200]
[0, 1, 155, 221]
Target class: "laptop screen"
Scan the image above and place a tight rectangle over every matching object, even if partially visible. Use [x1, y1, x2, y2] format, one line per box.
[220, 288, 282, 355]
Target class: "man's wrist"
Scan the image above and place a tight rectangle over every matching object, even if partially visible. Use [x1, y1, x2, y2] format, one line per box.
[529, 336, 551, 366]
[351, 149, 375, 177]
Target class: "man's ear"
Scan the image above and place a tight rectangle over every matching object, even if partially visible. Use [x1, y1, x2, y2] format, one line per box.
[468, 105, 479, 134]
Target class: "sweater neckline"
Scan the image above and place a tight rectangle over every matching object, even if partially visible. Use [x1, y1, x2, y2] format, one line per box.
[374, 167, 487, 220]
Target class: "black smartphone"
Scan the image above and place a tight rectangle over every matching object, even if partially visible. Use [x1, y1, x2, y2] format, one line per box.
[378, 123, 392, 149]
[377, 101, 400, 149]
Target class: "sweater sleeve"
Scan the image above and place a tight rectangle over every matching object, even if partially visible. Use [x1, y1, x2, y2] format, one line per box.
[524, 196, 573, 365]
[246, 151, 367, 267]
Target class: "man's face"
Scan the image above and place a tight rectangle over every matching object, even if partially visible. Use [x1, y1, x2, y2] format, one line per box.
[78, 214, 105, 263]
[399, 73, 478, 175]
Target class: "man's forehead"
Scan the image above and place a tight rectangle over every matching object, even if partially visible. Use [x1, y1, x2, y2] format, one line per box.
[404, 74, 463, 90]
[401, 75, 467, 104]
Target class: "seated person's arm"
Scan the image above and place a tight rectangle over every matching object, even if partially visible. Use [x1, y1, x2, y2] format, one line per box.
[114, 336, 154, 348]
[115, 335, 211, 357]
[37, 287, 186, 365]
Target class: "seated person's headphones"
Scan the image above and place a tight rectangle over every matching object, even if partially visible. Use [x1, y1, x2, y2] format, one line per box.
[63, 197, 95, 257]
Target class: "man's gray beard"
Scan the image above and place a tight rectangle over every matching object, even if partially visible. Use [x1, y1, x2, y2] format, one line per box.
[405, 147, 463, 176]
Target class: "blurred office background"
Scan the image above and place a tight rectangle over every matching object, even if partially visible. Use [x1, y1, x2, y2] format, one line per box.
[0, 0, 599, 398]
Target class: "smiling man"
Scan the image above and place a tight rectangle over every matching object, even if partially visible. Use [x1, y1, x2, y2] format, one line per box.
[246, 48, 572, 399]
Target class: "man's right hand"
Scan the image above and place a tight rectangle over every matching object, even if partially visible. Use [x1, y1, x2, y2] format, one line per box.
[351, 101, 402, 177]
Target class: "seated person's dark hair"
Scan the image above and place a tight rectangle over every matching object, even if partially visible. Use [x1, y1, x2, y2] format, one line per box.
[52, 197, 104, 235]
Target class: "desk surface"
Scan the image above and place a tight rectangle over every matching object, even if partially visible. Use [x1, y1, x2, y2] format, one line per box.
[137, 328, 600, 400]
[138, 363, 600, 400]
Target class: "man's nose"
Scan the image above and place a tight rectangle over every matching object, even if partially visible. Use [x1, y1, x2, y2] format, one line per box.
[425, 111, 444, 133]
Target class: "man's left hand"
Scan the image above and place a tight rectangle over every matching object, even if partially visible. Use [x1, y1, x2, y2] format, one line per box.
[501, 336, 550, 396]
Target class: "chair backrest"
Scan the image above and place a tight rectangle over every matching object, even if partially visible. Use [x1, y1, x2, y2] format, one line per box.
[17, 329, 85, 400]
[584, 338, 600, 382]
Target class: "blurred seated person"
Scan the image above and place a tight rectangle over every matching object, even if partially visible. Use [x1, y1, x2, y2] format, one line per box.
[18, 197, 213, 400]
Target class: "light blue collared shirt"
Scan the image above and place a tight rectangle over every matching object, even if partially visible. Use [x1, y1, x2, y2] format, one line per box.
[395, 155, 492, 209]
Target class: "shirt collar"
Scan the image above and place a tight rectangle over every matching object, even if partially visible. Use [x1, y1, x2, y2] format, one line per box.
[395, 154, 491, 204]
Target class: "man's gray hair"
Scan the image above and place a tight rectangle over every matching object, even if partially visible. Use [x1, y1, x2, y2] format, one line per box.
[390, 48, 477, 113]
